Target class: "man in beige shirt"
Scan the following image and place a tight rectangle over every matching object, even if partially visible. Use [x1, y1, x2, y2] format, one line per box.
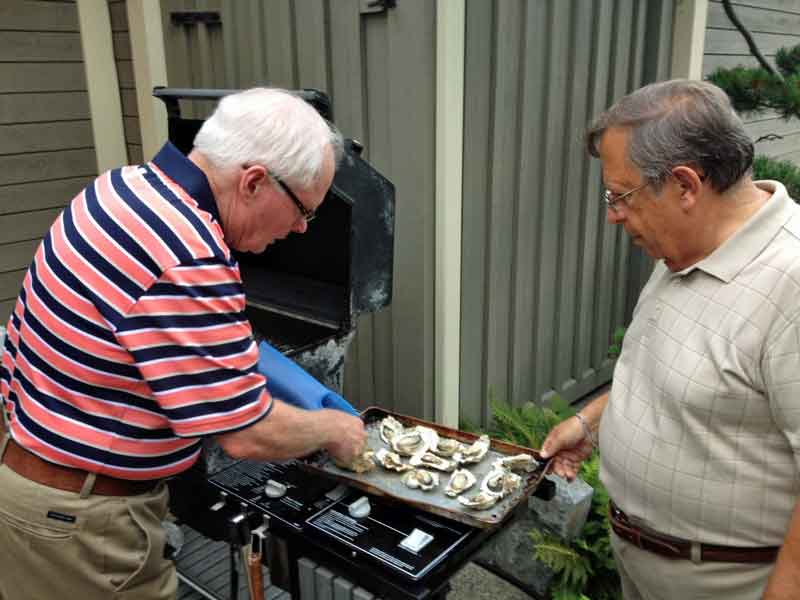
[541, 80, 800, 599]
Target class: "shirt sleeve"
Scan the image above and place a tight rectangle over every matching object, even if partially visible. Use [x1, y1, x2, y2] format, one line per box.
[115, 258, 272, 437]
[763, 309, 800, 467]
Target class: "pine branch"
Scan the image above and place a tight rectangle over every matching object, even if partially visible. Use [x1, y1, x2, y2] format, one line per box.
[721, 0, 780, 79]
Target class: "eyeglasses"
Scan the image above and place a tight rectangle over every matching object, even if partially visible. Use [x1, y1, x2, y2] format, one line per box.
[269, 171, 316, 223]
[603, 182, 649, 212]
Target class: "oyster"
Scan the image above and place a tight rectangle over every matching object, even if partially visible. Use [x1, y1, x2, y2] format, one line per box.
[481, 468, 522, 498]
[414, 426, 440, 454]
[409, 452, 456, 472]
[391, 429, 427, 456]
[375, 448, 413, 472]
[379, 416, 405, 446]
[493, 453, 539, 473]
[334, 448, 376, 474]
[401, 468, 439, 491]
[457, 491, 500, 510]
[454, 434, 491, 465]
[432, 437, 462, 457]
[444, 469, 477, 497]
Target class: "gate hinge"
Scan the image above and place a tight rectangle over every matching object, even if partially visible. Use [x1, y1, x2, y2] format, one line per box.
[360, 0, 397, 15]
[170, 10, 221, 26]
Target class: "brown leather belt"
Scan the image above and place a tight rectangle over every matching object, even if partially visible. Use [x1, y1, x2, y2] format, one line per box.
[609, 500, 779, 563]
[1, 437, 161, 496]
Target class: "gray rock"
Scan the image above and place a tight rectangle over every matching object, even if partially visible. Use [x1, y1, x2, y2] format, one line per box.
[475, 474, 594, 598]
[475, 515, 555, 598]
[529, 474, 593, 541]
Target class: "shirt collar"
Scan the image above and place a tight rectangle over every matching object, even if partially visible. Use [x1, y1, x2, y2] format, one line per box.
[150, 142, 220, 224]
[675, 181, 796, 282]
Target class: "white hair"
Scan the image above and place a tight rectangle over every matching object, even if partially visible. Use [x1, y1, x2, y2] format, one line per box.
[193, 87, 343, 189]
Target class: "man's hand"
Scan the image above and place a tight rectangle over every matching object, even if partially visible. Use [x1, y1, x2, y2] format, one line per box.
[320, 409, 368, 465]
[540, 416, 594, 481]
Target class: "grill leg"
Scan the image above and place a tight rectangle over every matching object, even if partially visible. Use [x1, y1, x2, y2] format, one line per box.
[230, 546, 238, 600]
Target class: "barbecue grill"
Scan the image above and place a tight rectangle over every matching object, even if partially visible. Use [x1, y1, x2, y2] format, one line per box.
[154, 87, 554, 600]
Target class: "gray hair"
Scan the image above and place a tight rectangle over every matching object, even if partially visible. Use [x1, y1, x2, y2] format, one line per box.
[193, 87, 344, 189]
[585, 79, 753, 193]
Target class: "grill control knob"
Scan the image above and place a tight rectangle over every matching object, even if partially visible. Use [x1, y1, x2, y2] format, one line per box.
[348, 496, 371, 519]
[264, 479, 288, 499]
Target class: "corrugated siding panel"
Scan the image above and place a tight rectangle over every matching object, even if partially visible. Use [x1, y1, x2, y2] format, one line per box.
[0, 0, 97, 325]
[160, 0, 436, 418]
[703, 0, 800, 164]
[460, 0, 675, 425]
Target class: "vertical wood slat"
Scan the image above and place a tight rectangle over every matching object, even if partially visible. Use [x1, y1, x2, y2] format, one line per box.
[509, 0, 548, 411]
[459, 0, 493, 425]
[265, 0, 296, 87]
[533, 0, 571, 403]
[577, 0, 614, 386]
[330, 1, 376, 410]
[554, 0, 594, 397]
[294, 0, 329, 91]
[485, 0, 523, 409]
[385, 2, 437, 419]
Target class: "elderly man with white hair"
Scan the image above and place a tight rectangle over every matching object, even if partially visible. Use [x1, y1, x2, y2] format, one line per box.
[0, 88, 366, 600]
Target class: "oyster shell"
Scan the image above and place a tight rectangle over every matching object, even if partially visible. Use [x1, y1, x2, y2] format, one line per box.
[409, 452, 456, 472]
[432, 437, 462, 457]
[379, 416, 405, 446]
[414, 426, 440, 454]
[444, 469, 477, 497]
[334, 448, 376, 473]
[375, 448, 413, 472]
[457, 491, 500, 510]
[481, 468, 522, 498]
[493, 453, 539, 473]
[391, 429, 428, 457]
[401, 468, 439, 491]
[454, 434, 491, 465]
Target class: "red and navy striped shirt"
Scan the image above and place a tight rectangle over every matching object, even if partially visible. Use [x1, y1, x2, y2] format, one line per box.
[0, 143, 272, 480]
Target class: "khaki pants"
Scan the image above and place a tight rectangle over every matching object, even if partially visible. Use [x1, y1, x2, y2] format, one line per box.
[0, 444, 176, 600]
[611, 531, 774, 600]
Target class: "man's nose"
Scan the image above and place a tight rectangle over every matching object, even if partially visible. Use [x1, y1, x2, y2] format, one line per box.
[607, 206, 625, 225]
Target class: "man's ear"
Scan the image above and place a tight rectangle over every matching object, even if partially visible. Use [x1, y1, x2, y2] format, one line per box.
[239, 165, 268, 200]
[671, 165, 703, 211]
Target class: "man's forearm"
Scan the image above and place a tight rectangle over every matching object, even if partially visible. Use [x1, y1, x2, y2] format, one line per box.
[578, 392, 609, 429]
[215, 397, 334, 460]
[763, 498, 800, 599]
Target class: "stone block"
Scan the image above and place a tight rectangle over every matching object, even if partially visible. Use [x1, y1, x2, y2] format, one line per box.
[475, 515, 555, 598]
[475, 474, 594, 598]
[529, 474, 593, 541]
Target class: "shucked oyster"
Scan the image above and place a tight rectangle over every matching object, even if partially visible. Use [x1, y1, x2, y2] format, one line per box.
[493, 453, 539, 473]
[481, 468, 522, 498]
[432, 437, 462, 458]
[335, 448, 376, 474]
[444, 469, 477, 497]
[375, 448, 413, 472]
[458, 491, 500, 510]
[454, 434, 490, 465]
[380, 416, 405, 446]
[401, 468, 439, 491]
[409, 452, 456, 472]
[392, 429, 428, 457]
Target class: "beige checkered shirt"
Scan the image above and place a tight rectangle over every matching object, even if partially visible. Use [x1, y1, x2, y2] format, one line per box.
[600, 181, 800, 547]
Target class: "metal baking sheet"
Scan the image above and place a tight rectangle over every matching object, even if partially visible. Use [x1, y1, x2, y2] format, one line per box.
[302, 407, 552, 529]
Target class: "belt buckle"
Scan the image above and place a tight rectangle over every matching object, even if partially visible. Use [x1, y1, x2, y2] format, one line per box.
[690, 542, 702, 564]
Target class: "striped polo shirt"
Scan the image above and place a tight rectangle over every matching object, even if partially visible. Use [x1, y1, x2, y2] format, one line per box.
[0, 142, 272, 480]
